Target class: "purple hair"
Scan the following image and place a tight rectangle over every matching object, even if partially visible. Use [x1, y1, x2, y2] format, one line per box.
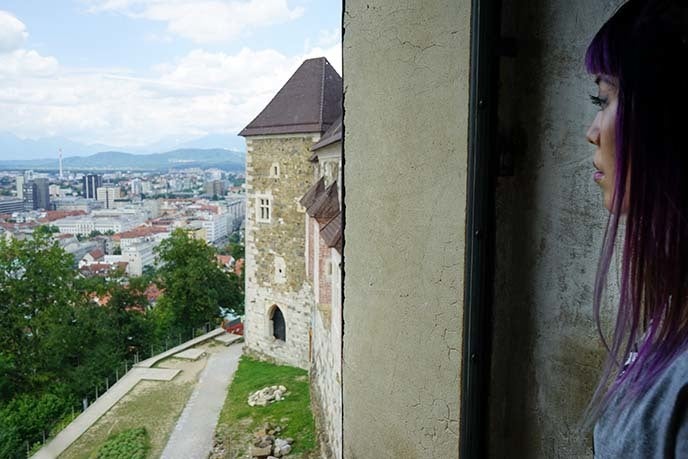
[585, 0, 688, 423]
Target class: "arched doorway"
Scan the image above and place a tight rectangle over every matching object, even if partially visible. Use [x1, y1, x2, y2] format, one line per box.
[271, 306, 286, 341]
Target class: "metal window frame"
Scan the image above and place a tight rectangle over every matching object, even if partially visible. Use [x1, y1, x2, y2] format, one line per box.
[460, 0, 501, 457]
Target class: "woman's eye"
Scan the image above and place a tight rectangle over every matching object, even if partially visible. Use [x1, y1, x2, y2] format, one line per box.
[589, 94, 607, 109]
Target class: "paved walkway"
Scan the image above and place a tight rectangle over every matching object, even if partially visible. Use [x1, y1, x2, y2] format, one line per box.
[31, 328, 231, 459]
[135, 328, 226, 368]
[161, 343, 242, 459]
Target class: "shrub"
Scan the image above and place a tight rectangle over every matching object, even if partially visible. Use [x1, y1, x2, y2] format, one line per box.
[94, 427, 149, 459]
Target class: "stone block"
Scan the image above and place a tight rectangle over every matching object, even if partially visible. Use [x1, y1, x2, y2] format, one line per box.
[251, 445, 272, 457]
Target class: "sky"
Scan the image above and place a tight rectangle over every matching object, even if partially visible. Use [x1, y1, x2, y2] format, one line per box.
[0, 0, 341, 151]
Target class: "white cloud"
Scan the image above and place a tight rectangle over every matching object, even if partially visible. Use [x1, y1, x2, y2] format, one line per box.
[0, 11, 28, 53]
[0, 50, 59, 78]
[0, 42, 341, 147]
[85, 0, 304, 43]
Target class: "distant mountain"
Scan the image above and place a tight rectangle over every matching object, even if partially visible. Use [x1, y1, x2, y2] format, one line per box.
[0, 132, 116, 160]
[0, 148, 245, 171]
[175, 133, 246, 151]
[0, 132, 246, 161]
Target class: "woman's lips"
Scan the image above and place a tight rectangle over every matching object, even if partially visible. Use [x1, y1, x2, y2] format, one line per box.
[593, 170, 605, 182]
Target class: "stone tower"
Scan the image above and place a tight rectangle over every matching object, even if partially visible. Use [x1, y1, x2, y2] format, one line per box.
[240, 57, 342, 369]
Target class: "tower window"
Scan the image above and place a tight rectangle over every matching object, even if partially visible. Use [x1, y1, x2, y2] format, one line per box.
[257, 197, 271, 222]
[270, 162, 280, 178]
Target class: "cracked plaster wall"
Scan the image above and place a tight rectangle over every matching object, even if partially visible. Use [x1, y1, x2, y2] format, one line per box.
[342, 0, 470, 457]
[490, 1, 623, 457]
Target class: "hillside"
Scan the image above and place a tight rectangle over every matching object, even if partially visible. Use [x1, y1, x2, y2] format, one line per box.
[0, 148, 245, 171]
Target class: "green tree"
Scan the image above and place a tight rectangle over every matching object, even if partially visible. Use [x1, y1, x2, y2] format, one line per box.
[0, 233, 78, 395]
[0, 231, 165, 455]
[141, 264, 157, 280]
[104, 276, 152, 358]
[154, 230, 242, 334]
[227, 242, 244, 260]
[34, 225, 59, 237]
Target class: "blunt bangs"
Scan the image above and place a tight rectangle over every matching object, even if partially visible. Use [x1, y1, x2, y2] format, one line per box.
[585, 25, 619, 77]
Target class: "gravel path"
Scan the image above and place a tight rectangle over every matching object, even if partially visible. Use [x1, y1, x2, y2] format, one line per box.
[161, 343, 242, 459]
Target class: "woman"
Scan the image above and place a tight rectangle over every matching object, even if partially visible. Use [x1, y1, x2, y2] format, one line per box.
[585, 0, 688, 456]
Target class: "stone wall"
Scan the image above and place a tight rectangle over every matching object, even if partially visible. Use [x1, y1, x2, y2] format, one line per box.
[311, 247, 342, 459]
[244, 134, 319, 370]
[317, 224, 332, 306]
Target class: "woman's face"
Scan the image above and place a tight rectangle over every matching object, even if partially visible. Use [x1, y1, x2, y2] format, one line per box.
[586, 76, 621, 212]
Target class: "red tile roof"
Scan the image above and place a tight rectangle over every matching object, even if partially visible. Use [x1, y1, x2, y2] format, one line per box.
[80, 263, 113, 275]
[200, 205, 220, 214]
[216, 255, 233, 266]
[39, 210, 87, 222]
[113, 225, 168, 241]
[87, 248, 105, 260]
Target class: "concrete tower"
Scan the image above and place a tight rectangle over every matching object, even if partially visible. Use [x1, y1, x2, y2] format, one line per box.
[16, 175, 24, 200]
[58, 149, 64, 180]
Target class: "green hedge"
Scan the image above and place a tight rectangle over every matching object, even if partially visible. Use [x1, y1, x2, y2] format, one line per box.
[94, 428, 149, 459]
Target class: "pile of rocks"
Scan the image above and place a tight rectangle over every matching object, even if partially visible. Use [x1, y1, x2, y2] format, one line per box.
[247, 385, 288, 407]
[208, 435, 226, 458]
[250, 423, 294, 458]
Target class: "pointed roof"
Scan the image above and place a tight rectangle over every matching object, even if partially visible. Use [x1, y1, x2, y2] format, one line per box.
[240, 57, 342, 137]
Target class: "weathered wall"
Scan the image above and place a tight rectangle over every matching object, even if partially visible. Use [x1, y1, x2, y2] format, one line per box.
[244, 134, 318, 369]
[317, 230, 332, 305]
[310, 248, 343, 459]
[342, 0, 471, 457]
[309, 144, 343, 458]
[489, 1, 622, 457]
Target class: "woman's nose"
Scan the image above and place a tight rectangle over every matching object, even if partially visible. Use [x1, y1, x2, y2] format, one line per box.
[586, 113, 601, 146]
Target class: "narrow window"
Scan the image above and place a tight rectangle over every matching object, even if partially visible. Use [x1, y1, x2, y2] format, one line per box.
[270, 162, 280, 178]
[271, 306, 286, 341]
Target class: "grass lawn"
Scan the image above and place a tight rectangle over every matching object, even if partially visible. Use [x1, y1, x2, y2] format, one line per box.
[214, 356, 317, 458]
